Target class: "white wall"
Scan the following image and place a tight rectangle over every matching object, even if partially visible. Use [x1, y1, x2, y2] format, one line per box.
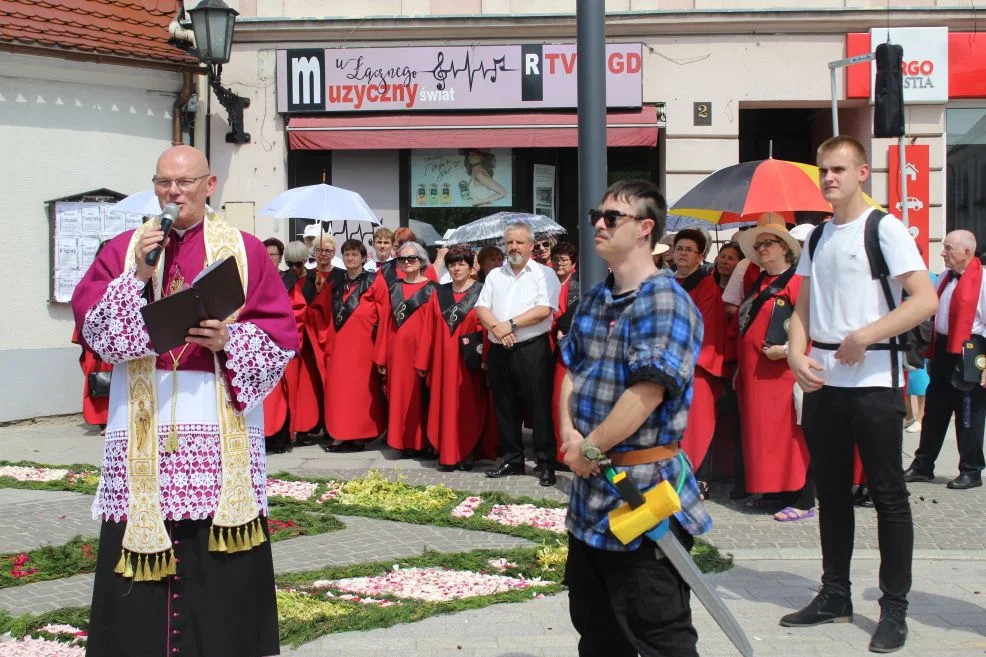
[0, 53, 182, 421]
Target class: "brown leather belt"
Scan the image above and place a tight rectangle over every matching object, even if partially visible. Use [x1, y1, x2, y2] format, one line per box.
[608, 442, 680, 467]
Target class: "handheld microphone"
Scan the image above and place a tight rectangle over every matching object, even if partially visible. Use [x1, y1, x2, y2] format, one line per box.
[145, 203, 180, 267]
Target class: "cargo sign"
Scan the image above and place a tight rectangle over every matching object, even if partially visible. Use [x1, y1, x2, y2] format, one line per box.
[275, 44, 643, 113]
[870, 27, 948, 104]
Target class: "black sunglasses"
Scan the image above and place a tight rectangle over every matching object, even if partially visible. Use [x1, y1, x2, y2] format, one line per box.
[587, 208, 646, 228]
[396, 255, 421, 263]
[533, 240, 551, 250]
[286, 261, 306, 267]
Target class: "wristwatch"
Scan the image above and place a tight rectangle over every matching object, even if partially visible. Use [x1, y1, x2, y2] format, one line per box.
[580, 440, 607, 464]
[509, 318, 518, 333]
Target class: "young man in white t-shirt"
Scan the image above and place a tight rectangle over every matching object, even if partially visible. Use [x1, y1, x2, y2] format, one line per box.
[783, 136, 938, 654]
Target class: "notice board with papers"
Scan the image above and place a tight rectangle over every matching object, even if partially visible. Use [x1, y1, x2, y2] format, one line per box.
[45, 188, 144, 303]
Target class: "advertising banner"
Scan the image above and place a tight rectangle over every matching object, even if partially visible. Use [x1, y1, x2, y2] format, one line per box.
[277, 43, 642, 113]
[870, 27, 949, 104]
[411, 149, 513, 208]
[888, 144, 930, 266]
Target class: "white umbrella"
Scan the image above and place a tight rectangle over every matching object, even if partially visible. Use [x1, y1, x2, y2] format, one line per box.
[259, 184, 380, 224]
[443, 212, 565, 246]
[109, 190, 161, 216]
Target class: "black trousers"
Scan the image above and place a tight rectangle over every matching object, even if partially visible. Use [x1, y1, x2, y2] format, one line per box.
[912, 341, 986, 477]
[802, 386, 912, 611]
[486, 334, 556, 467]
[565, 524, 698, 657]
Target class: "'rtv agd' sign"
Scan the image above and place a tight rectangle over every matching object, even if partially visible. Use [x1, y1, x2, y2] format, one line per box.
[275, 44, 643, 113]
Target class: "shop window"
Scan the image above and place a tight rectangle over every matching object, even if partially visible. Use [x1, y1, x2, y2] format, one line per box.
[946, 107, 986, 251]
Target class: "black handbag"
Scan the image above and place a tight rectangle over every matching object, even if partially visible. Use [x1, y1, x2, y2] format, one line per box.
[458, 331, 484, 372]
[88, 367, 112, 398]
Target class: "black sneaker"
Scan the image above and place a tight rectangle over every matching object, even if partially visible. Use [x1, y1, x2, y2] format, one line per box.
[779, 591, 853, 627]
[869, 606, 907, 653]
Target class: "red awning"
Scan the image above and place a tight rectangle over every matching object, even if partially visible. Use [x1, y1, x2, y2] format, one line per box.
[286, 107, 659, 150]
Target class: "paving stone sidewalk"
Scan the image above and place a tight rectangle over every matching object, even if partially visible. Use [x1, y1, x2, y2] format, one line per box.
[282, 558, 986, 657]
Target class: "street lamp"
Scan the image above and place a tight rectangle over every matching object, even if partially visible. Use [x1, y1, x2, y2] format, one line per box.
[171, 0, 250, 144]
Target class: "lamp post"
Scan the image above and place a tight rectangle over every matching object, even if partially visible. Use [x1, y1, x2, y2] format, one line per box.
[172, 0, 250, 144]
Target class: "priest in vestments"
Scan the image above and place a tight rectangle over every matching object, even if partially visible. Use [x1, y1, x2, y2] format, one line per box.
[415, 245, 496, 469]
[734, 225, 813, 519]
[374, 241, 437, 456]
[71, 146, 297, 657]
[322, 239, 386, 450]
[672, 229, 728, 478]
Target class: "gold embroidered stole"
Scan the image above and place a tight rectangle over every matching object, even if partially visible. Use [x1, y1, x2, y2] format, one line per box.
[118, 212, 263, 583]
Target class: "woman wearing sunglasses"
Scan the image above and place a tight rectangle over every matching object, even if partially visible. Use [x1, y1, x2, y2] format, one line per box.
[373, 242, 439, 458]
[734, 225, 814, 522]
[531, 236, 555, 267]
[672, 228, 729, 497]
[264, 241, 325, 453]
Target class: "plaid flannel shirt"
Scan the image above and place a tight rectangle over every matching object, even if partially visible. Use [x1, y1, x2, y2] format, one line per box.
[561, 269, 713, 551]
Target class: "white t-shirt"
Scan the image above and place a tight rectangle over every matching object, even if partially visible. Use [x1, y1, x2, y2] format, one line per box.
[722, 258, 752, 306]
[476, 260, 560, 344]
[797, 209, 926, 388]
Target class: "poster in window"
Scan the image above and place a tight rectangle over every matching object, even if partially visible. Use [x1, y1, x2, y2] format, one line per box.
[532, 164, 556, 220]
[410, 149, 512, 208]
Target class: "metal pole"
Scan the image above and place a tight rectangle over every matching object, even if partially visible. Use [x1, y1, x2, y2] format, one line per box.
[899, 136, 909, 227]
[576, 0, 608, 288]
[830, 66, 840, 136]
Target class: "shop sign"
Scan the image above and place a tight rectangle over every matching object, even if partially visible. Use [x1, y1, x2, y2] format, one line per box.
[276, 44, 642, 114]
[870, 27, 948, 104]
[888, 144, 930, 266]
[410, 149, 513, 208]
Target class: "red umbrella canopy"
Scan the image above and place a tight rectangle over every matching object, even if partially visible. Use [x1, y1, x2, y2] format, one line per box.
[670, 159, 833, 224]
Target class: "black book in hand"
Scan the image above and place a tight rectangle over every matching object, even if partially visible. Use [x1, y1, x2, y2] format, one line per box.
[140, 257, 245, 353]
[763, 297, 794, 347]
[960, 334, 986, 386]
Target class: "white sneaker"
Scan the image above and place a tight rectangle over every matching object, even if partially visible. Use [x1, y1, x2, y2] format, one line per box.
[905, 421, 922, 434]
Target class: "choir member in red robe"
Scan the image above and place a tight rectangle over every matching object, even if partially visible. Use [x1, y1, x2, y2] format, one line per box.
[672, 229, 727, 482]
[734, 225, 813, 520]
[73, 327, 112, 429]
[549, 242, 579, 464]
[301, 233, 345, 441]
[414, 245, 496, 469]
[374, 241, 438, 456]
[263, 243, 315, 452]
[323, 239, 386, 451]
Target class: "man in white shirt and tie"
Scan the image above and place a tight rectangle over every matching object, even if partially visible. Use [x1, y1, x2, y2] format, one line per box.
[905, 230, 986, 490]
[476, 222, 561, 486]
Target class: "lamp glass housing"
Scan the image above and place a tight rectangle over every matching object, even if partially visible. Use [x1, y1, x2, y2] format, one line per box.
[188, 0, 238, 65]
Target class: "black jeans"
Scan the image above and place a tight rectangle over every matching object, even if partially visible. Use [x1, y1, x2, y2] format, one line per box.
[486, 334, 555, 467]
[802, 386, 912, 611]
[913, 341, 986, 477]
[565, 525, 698, 657]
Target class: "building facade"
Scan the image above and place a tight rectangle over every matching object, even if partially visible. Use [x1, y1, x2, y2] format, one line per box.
[1, 0, 983, 420]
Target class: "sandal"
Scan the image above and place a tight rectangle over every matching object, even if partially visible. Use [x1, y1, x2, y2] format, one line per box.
[774, 506, 815, 522]
[696, 480, 710, 500]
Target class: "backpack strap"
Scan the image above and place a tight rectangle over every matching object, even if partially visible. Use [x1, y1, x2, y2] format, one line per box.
[808, 221, 825, 261]
[863, 209, 902, 389]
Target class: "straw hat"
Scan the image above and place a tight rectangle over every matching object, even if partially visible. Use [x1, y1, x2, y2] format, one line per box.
[652, 242, 670, 256]
[738, 224, 802, 267]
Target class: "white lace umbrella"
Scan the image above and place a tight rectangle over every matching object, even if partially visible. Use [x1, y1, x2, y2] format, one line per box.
[443, 212, 565, 246]
[108, 190, 161, 216]
[260, 184, 380, 225]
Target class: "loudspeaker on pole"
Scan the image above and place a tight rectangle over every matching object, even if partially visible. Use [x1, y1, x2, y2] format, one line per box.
[874, 42, 905, 138]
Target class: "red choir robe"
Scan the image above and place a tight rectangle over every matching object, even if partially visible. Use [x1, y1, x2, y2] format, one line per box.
[675, 269, 727, 470]
[73, 327, 112, 427]
[323, 271, 386, 441]
[734, 271, 810, 493]
[374, 277, 438, 451]
[264, 274, 320, 438]
[551, 272, 579, 462]
[300, 267, 345, 432]
[414, 283, 497, 466]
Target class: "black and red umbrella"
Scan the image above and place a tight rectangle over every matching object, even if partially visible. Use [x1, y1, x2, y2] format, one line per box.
[670, 159, 833, 224]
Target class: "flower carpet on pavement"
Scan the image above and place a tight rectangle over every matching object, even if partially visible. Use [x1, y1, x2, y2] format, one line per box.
[0, 461, 733, 650]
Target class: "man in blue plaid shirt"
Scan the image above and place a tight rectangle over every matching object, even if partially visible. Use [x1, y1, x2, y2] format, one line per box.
[559, 179, 711, 657]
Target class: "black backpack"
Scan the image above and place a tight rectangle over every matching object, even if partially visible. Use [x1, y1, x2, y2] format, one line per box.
[808, 210, 932, 387]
